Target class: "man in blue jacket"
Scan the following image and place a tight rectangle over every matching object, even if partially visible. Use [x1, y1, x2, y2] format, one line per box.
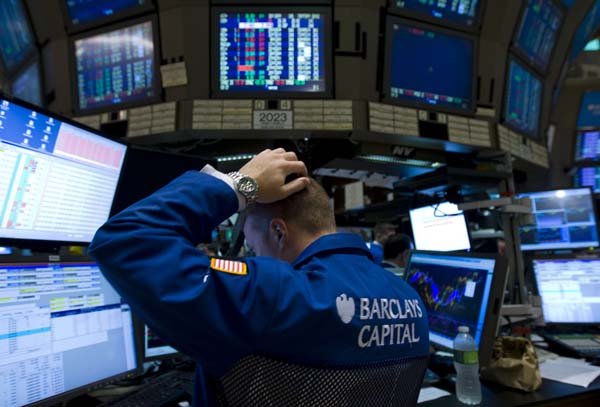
[89, 148, 429, 406]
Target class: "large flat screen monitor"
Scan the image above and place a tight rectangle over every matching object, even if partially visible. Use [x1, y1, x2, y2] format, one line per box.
[518, 188, 599, 251]
[503, 56, 543, 138]
[211, 6, 333, 98]
[568, 0, 600, 61]
[0, 0, 35, 74]
[533, 257, 600, 324]
[574, 167, 600, 193]
[0, 96, 127, 245]
[513, 0, 564, 73]
[382, 16, 477, 114]
[389, 0, 483, 30]
[575, 131, 600, 161]
[405, 251, 507, 365]
[577, 91, 600, 129]
[409, 202, 471, 252]
[71, 16, 161, 114]
[11, 59, 43, 107]
[62, 0, 155, 33]
[0, 256, 139, 406]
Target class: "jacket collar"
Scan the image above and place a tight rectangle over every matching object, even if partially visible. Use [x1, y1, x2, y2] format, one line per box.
[292, 233, 374, 268]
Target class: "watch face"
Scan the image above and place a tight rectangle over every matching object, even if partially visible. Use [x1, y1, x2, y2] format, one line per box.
[239, 177, 257, 194]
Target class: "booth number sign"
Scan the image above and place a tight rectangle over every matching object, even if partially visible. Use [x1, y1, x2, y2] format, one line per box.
[253, 110, 293, 130]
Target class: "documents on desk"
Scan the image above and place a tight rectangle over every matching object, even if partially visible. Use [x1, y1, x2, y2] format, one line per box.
[539, 356, 600, 387]
[417, 387, 451, 403]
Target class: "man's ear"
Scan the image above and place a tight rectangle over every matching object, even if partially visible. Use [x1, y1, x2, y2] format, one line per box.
[269, 218, 288, 247]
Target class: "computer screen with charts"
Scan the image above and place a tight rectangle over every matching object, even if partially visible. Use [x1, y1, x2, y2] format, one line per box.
[405, 252, 506, 364]
[503, 56, 543, 138]
[575, 131, 600, 161]
[518, 188, 599, 251]
[0, 256, 139, 406]
[409, 202, 471, 252]
[0, 95, 127, 245]
[533, 257, 600, 324]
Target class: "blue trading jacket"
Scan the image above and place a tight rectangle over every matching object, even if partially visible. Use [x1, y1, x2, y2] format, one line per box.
[89, 171, 429, 406]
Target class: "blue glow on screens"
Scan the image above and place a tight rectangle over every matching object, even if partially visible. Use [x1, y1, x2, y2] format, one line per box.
[393, 0, 482, 28]
[577, 92, 600, 128]
[569, 0, 600, 61]
[575, 168, 600, 193]
[504, 59, 542, 137]
[514, 0, 564, 72]
[0, 0, 35, 73]
[11, 61, 42, 107]
[75, 20, 157, 112]
[575, 131, 600, 161]
[387, 20, 474, 112]
[405, 253, 496, 350]
[217, 10, 327, 94]
[518, 188, 599, 251]
[562, 0, 575, 7]
[65, 0, 151, 26]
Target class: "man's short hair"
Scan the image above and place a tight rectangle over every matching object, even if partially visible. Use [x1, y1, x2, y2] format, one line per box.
[374, 222, 396, 241]
[245, 178, 336, 235]
[383, 234, 413, 260]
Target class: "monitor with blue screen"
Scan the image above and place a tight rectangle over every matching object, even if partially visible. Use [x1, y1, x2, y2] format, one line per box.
[0, 0, 35, 74]
[577, 91, 600, 128]
[513, 0, 564, 73]
[212, 7, 332, 98]
[0, 256, 139, 406]
[518, 188, 599, 251]
[0, 95, 127, 244]
[383, 16, 476, 114]
[63, 0, 154, 32]
[574, 167, 600, 193]
[568, 0, 600, 61]
[575, 131, 600, 161]
[390, 0, 483, 30]
[405, 251, 507, 365]
[503, 57, 543, 138]
[11, 60, 42, 107]
[72, 16, 161, 114]
[561, 0, 574, 7]
[533, 257, 600, 324]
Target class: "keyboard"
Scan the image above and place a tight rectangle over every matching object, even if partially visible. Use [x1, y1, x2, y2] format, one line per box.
[109, 371, 194, 407]
[546, 333, 600, 360]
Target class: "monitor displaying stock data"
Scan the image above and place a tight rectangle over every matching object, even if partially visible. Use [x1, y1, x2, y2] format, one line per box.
[518, 188, 599, 251]
[0, 96, 127, 244]
[0, 0, 35, 73]
[63, 0, 154, 31]
[212, 7, 332, 97]
[409, 202, 471, 252]
[11, 60, 43, 107]
[390, 0, 483, 29]
[73, 17, 160, 114]
[577, 91, 600, 129]
[575, 131, 600, 161]
[383, 17, 476, 113]
[503, 57, 543, 138]
[533, 257, 600, 324]
[574, 167, 600, 193]
[513, 0, 564, 73]
[0, 257, 138, 406]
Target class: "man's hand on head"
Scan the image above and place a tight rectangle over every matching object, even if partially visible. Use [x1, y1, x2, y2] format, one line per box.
[239, 148, 309, 204]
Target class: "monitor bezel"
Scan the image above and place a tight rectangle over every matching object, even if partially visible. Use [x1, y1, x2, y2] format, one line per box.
[510, 0, 566, 76]
[9, 56, 45, 108]
[408, 202, 472, 252]
[0, 0, 38, 76]
[0, 92, 128, 247]
[210, 5, 334, 99]
[517, 186, 600, 251]
[405, 250, 508, 367]
[386, 0, 486, 33]
[60, 0, 157, 34]
[133, 316, 180, 363]
[69, 14, 163, 116]
[531, 254, 600, 326]
[501, 53, 544, 140]
[381, 15, 479, 116]
[0, 254, 142, 407]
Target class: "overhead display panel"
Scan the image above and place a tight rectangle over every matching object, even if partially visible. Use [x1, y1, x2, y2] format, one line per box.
[577, 91, 600, 128]
[513, 0, 564, 73]
[568, 0, 600, 61]
[62, 0, 155, 33]
[389, 0, 483, 30]
[503, 57, 543, 138]
[72, 16, 161, 114]
[382, 16, 477, 114]
[10, 60, 43, 107]
[212, 7, 332, 98]
[0, 0, 35, 74]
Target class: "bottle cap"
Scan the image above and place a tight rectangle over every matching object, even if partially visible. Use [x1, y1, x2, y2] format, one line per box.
[458, 326, 469, 333]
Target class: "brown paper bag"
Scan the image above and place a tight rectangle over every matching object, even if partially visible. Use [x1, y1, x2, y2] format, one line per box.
[481, 336, 542, 392]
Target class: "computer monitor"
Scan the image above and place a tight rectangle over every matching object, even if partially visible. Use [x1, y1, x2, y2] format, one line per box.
[577, 91, 600, 129]
[144, 325, 178, 361]
[0, 256, 139, 406]
[502, 56, 543, 138]
[11, 59, 43, 107]
[568, 0, 600, 61]
[62, 0, 155, 33]
[382, 16, 477, 114]
[518, 188, 600, 251]
[211, 6, 333, 98]
[409, 202, 471, 252]
[71, 16, 161, 114]
[405, 251, 507, 365]
[0, 95, 127, 245]
[532, 257, 600, 324]
[0, 0, 35, 74]
[512, 0, 564, 73]
[561, 0, 574, 7]
[574, 167, 600, 193]
[388, 0, 484, 30]
[575, 131, 600, 161]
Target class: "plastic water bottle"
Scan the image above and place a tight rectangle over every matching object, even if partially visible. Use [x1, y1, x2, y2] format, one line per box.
[453, 326, 482, 405]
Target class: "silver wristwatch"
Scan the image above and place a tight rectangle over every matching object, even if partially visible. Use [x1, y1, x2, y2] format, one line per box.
[227, 171, 259, 205]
